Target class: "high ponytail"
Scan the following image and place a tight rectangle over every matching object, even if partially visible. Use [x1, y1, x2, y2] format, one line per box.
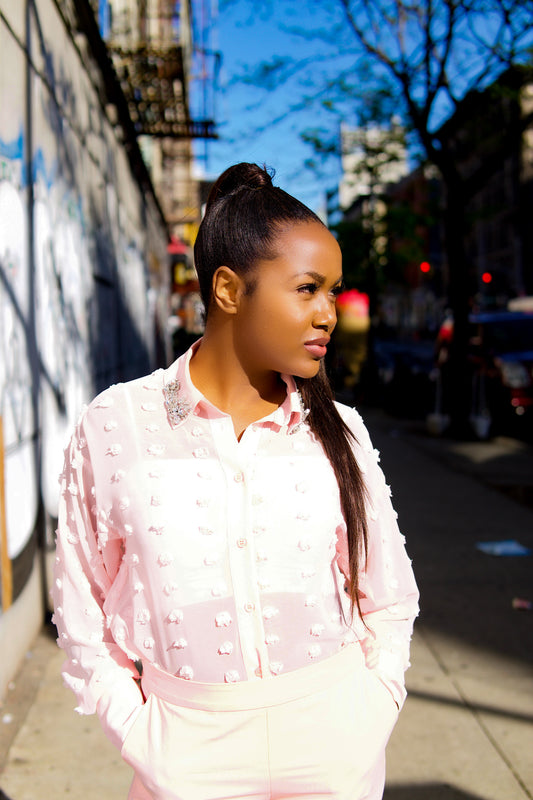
[204, 162, 274, 213]
[194, 162, 368, 618]
[194, 163, 319, 311]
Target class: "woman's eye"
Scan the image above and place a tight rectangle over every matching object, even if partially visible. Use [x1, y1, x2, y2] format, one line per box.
[298, 283, 318, 294]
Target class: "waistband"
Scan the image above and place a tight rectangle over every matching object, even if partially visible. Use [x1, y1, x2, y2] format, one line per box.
[141, 644, 364, 712]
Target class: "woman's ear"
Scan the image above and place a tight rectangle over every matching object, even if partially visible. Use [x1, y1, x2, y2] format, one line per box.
[212, 266, 244, 314]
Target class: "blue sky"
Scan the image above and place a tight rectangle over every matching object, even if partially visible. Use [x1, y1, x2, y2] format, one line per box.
[190, 1, 533, 213]
[191, 1, 347, 212]
[98, 1, 533, 212]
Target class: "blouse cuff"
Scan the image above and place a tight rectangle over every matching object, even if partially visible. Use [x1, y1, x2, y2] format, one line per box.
[359, 629, 411, 710]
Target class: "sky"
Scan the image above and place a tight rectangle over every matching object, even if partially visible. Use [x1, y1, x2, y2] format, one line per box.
[190, 0, 533, 214]
[190, 1, 347, 213]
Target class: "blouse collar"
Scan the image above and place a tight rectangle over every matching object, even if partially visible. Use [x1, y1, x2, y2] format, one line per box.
[162, 340, 310, 434]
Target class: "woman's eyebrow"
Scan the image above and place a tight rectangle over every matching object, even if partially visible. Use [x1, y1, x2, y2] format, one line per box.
[293, 271, 343, 285]
[292, 270, 325, 283]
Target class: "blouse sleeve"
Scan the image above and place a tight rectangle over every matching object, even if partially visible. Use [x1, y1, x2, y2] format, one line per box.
[51, 411, 144, 751]
[335, 406, 420, 710]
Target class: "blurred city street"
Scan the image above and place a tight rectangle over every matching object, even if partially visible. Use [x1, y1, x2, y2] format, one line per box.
[0, 407, 532, 800]
[2, 2, 533, 799]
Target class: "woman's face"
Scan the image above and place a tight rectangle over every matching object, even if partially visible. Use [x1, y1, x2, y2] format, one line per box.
[234, 221, 343, 380]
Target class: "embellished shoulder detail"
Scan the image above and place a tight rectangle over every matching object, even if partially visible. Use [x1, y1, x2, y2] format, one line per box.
[163, 378, 192, 427]
[288, 389, 310, 435]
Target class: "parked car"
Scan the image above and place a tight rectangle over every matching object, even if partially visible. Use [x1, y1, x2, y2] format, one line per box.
[429, 310, 533, 439]
[469, 310, 533, 436]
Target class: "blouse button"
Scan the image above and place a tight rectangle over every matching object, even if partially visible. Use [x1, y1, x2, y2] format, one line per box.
[236, 538, 247, 549]
[244, 602, 255, 613]
[254, 666, 262, 677]
[234, 471, 244, 483]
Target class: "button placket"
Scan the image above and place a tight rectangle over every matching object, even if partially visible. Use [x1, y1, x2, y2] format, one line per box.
[210, 418, 267, 679]
[231, 467, 264, 675]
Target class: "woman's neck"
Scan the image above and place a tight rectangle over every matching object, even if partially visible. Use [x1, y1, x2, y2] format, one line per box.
[189, 326, 285, 438]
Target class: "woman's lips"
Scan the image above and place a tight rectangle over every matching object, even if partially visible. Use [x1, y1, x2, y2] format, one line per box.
[304, 341, 329, 359]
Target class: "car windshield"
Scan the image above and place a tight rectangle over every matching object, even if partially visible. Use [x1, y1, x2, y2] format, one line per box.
[480, 317, 533, 353]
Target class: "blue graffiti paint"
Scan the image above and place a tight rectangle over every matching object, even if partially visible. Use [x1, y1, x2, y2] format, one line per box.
[0, 131, 27, 185]
[0, 131, 23, 161]
[32, 147, 57, 188]
[0, 130, 60, 190]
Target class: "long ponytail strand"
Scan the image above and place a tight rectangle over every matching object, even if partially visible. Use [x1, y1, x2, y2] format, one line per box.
[299, 362, 368, 619]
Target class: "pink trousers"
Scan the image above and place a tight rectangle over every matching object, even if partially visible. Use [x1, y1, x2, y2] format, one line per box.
[121, 644, 399, 800]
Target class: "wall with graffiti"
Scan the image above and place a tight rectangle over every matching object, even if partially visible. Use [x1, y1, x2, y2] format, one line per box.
[0, 0, 169, 693]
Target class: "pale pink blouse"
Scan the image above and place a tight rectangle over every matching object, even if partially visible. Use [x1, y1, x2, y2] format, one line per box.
[52, 342, 419, 751]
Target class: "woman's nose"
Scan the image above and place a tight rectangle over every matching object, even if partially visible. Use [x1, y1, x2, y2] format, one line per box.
[313, 297, 337, 332]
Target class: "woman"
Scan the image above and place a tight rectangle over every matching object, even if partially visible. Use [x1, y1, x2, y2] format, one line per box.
[53, 162, 419, 800]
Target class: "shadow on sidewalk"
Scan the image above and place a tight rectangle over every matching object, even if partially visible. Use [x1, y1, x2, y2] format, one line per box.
[366, 410, 533, 670]
[407, 688, 533, 724]
[385, 785, 488, 799]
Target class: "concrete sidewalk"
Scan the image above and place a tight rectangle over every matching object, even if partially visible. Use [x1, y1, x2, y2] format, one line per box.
[1, 410, 532, 800]
[374, 412, 533, 800]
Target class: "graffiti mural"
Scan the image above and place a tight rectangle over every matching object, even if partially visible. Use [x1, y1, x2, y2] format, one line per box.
[0, 142, 39, 563]
[34, 179, 93, 519]
[0, 0, 169, 690]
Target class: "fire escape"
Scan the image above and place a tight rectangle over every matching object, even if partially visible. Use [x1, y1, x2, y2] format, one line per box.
[102, 1, 216, 141]
[83, 0, 217, 239]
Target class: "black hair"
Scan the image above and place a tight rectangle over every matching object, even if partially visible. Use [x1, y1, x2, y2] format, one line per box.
[194, 162, 319, 310]
[194, 162, 368, 617]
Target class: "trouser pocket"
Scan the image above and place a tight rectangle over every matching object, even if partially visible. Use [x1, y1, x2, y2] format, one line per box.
[121, 693, 180, 799]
